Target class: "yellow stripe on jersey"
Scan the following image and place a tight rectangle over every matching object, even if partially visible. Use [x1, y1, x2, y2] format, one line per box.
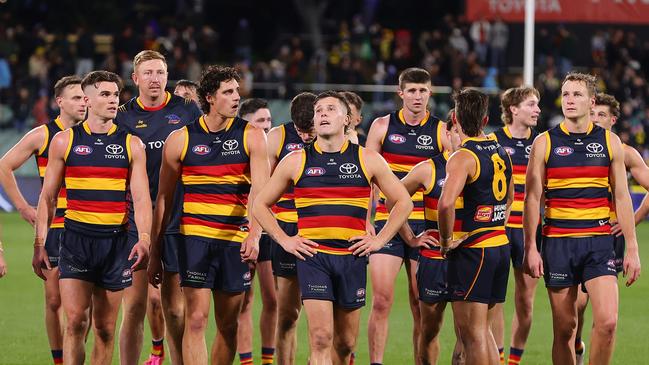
[468, 233, 509, 248]
[38, 166, 46, 177]
[66, 210, 127, 225]
[510, 200, 524, 212]
[298, 227, 366, 240]
[388, 162, 415, 173]
[459, 148, 481, 183]
[276, 124, 286, 158]
[546, 206, 610, 220]
[64, 130, 74, 161]
[513, 174, 526, 186]
[180, 127, 189, 162]
[50, 222, 64, 229]
[38, 124, 49, 156]
[376, 210, 425, 221]
[546, 177, 609, 190]
[183, 202, 247, 217]
[65, 177, 127, 191]
[180, 224, 247, 242]
[57, 197, 67, 209]
[295, 197, 370, 209]
[381, 190, 424, 202]
[275, 211, 298, 223]
[181, 174, 251, 185]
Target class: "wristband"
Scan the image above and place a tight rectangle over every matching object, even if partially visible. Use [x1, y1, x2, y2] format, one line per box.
[139, 233, 151, 243]
[34, 237, 45, 247]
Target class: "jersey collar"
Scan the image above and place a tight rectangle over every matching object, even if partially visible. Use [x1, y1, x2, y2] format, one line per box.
[313, 139, 349, 154]
[559, 120, 593, 136]
[461, 136, 491, 145]
[398, 109, 430, 127]
[82, 121, 117, 135]
[136, 92, 171, 112]
[198, 116, 235, 133]
[54, 116, 65, 131]
[503, 125, 531, 139]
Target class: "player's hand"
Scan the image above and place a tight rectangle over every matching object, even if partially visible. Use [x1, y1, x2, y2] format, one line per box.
[0, 253, 7, 278]
[610, 220, 623, 237]
[348, 233, 385, 257]
[623, 245, 641, 287]
[240, 234, 260, 263]
[32, 245, 51, 280]
[439, 234, 468, 257]
[407, 229, 439, 249]
[524, 248, 544, 279]
[148, 247, 163, 288]
[280, 235, 319, 260]
[366, 222, 376, 236]
[18, 206, 37, 226]
[129, 241, 149, 271]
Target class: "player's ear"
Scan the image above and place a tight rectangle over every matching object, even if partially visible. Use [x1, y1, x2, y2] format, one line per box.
[611, 116, 617, 126]
[482, 116, 489, 128]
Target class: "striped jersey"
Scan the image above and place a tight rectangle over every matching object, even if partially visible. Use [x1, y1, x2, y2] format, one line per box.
[272, 122, 307, 223]
[376, 109, 444, 223]
[35, 117, 67, 228]
[490, 126, 537, 228]
[115, 92, 202, 234]
[293, 140, 371, 255]
[180, 116, 252, 243]
[543, 122, 612, 237]
[63, 122, 132, 235]
[455, 137, 512, 248]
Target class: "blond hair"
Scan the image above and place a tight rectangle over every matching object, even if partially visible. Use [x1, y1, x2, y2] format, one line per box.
[500, 87, 540, 124]
[133, 50, 166, 70]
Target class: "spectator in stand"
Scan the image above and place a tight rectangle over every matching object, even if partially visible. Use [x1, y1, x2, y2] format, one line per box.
[470, 16, 491, 64]
[490, 17, 508, 73]
[75, 26, 95, 77]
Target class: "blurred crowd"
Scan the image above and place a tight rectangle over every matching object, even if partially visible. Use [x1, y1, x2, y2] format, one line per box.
[1, 12, 649, 158]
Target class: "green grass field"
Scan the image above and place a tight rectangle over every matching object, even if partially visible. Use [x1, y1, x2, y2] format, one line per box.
[1, 211, 648, 364]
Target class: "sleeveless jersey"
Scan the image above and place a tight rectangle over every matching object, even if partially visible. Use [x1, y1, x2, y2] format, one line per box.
[376, 109, 444, 223]
[490, 126, 537, 228]
[35, 117, 67, 228]
[180, 116, 251, 243]
[455, 137, 512, 248]
[543, 122, 612, 237]
[272, 122, 307, 224]
[293, 140, 371, 255]
[115, 92, 202, 233]
[63, 122, 131, 235]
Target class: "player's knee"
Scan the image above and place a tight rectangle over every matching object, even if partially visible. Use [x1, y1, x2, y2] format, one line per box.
[148, 296, 163, 315]
[593, 316, 617, 338]
[261, 292, 278, 313]
[333, 337, 354, 359]
[164, 305, 185, 326]
[66, 311, 89, 335]
[45, 293, 62, 313]
[217, 318, 239, 341]
[185, 310, 208, 333]
[310, 327, 333, 351]
[553, 317, 577, 341]
[93, 322, 116, 344]
[371, 291, 394, 314]
[277, 307, 300, 333]
[123, 297, 147, 320]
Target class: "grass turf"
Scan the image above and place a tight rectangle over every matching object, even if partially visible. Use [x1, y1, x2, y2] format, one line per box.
[0, 212, 648, 364]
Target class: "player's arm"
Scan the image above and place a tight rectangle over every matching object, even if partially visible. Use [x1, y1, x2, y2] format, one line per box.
[33, 130, 68, 280]
[364, 115, 390, 233]
[0, 126, 47, 225]
[242, 125, 271, 261]
[624, 145, 649, 225]
[609, 134, 641, 286]
[253, 151, 318, 260]
[523, 134, 547, 278]
[386, 160, 435, 248]
[349, 148, 412, 256]
[266, 125, 282, 171]
[437, 150, 474, 254]
[149, 129, 185, 286]
[127, 136, 152, 270]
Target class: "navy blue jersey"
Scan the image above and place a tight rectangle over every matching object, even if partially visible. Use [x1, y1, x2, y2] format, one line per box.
[115, 91, 202, 233]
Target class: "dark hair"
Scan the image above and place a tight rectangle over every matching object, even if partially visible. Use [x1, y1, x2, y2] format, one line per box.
[562, 72, 597, 97]
[446, 108, 454, 131]
[239, 98, 269, 119]
[398, 67, 431, 90]
[81, 71, 123, 91]
[500, 87, 540, 124]
[315, 90, 351, 132]
[198, 65, 241, 113]
[453, 88, 489, 137]
[290, 92, 317, 132]
[175, 79, 198, 90]
[341, 91, 363, 112]
[53, 75, 82, 98]
[594, 93, 620, 118]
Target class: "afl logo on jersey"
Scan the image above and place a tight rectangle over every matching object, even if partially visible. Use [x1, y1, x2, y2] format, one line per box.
[504, 146, 516, 155]
[388, 134, 406, 144]
[73, 145, 93, 155]
[192, 145, 211, 155]
[286, 143, 304, 152]
[305, 167, 326, 176]
[554, 146, 574, 156]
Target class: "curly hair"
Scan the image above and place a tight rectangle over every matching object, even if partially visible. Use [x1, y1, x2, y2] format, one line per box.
[197, 65, 241, 113]
[500, 87, 540, 124]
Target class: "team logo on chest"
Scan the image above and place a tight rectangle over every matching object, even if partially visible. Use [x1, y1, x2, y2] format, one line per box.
[388, 134, 406, 144]
[193, 145, 211, 155]
[222, 139, 241, 156]
[105, 144, 125, 159]
[73, 145, 93, 155]
[586, 142, 606, 158]
[165, 114, 181, 125]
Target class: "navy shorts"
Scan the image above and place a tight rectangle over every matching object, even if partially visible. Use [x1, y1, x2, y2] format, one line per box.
[447, 245, 510, 304]
[374, 220, 424, 261]
[542, 235, 617, 288]
[128, 231, 180, 273]
[45, 228, 64, 268]
[297, 253, 368, 309]
[506, 226, 542, 269]
[178, 235, 252, 292]
[417, 255, 448, 304]
[59, 229, 132, 290]
[258, 234, 272, 262]
[613, 235, 624, 273]
[271, 221, 299, 277]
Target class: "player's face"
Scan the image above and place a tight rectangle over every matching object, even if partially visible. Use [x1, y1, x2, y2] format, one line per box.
[512, 95, 540, 128]
[591, 105, 616, 130]
[561, 81, 594, 120]
[398, 82, 431, 114]
[133, 59, 168, 99]
[207, 79, 240, 118]
[296, 127, 316, 144]
[84, 82, 120, 120]
[314, 97, 349, 138]
[446, 121, 462, 152]
[244, 108, 272, 133]
[174, 85, 199, 104]
[348, 104, 362, 128]
[57, 84, 86, 122]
